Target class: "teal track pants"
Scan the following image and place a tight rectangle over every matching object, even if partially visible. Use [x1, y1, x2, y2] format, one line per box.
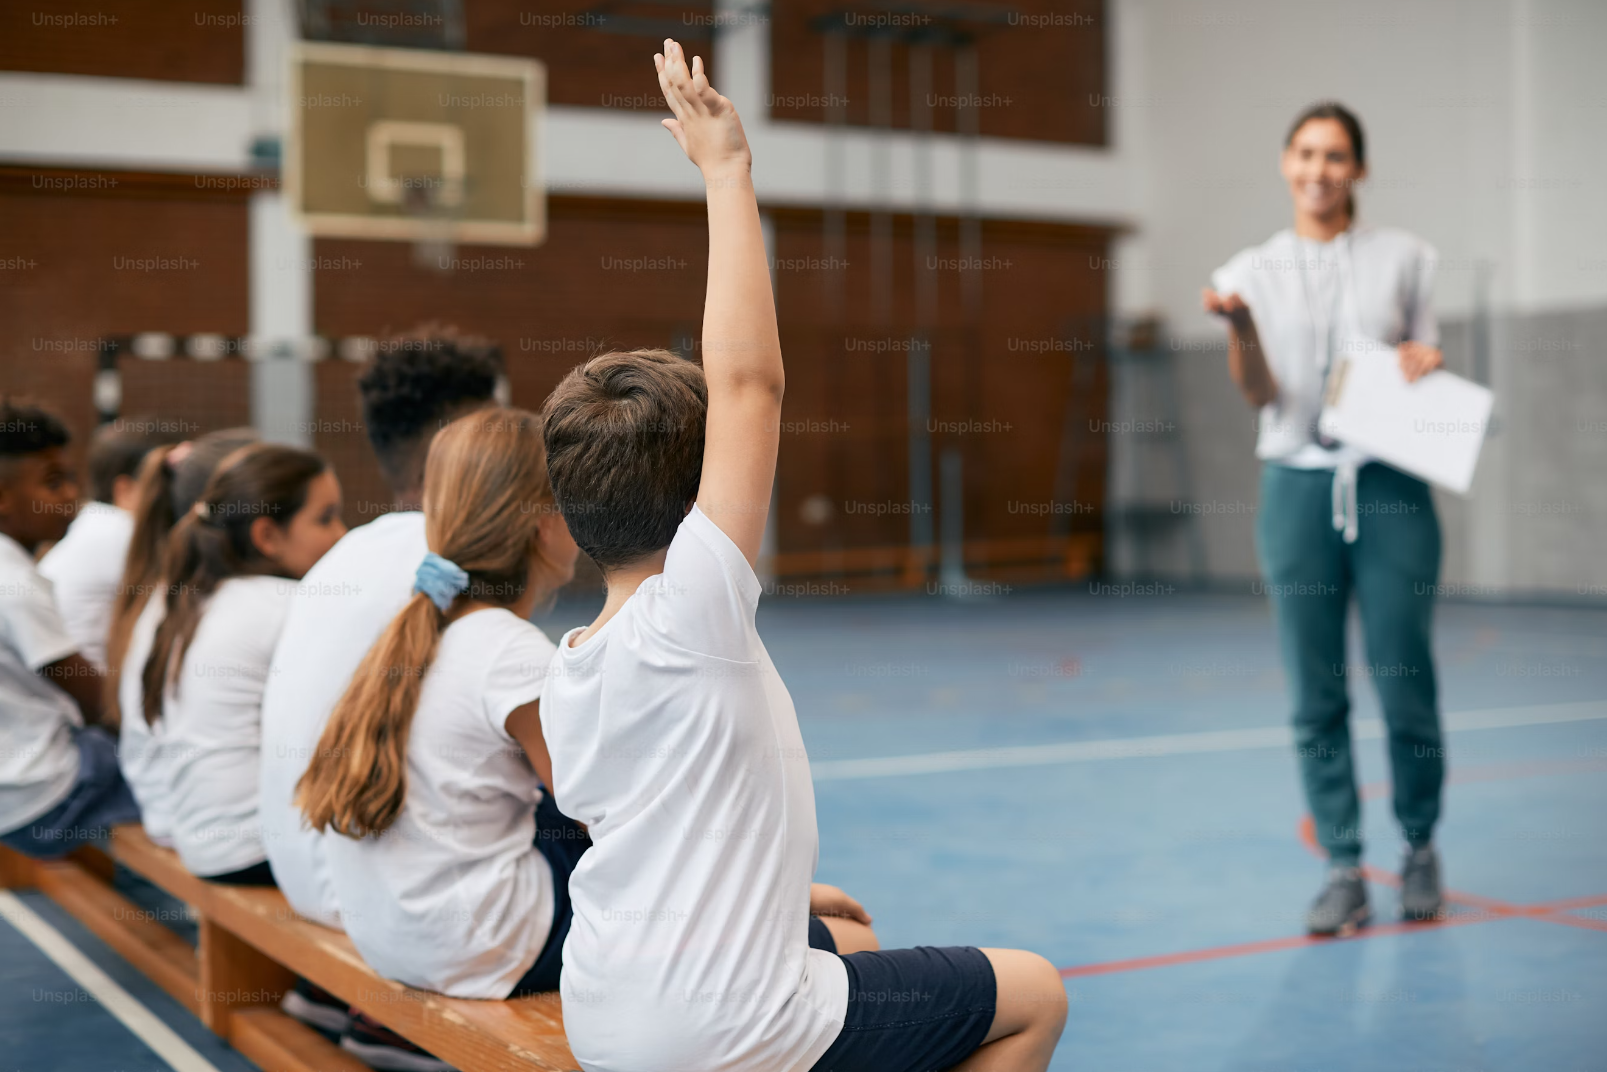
[1256, 462, 1445, 865]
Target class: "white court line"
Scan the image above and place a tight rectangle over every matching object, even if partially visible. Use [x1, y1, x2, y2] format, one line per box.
[810, 700, 1607, 782]
[0, 890, 222, 1072]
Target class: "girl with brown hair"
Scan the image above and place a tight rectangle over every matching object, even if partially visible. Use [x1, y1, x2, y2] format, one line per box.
[113, 429, 260, 849]
[107, 428, 259, 724]
[134, 442, 345, 882]
[296, 409, 585, 1012]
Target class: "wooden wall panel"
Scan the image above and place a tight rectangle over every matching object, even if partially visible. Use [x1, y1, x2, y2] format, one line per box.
[768, 0, 1105, 145]
[465, 1, 716, 111]
[0, 0, 245, 84]
[309, 195, 712, 525]
[768, 210, 1111, 583]
[0, 173, 1110, 586]
[0, 169, 252, 476]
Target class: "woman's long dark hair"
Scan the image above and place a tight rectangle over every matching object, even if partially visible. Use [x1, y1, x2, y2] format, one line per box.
[1285, 101, 1366, 220]
[139, 442, 326, 725]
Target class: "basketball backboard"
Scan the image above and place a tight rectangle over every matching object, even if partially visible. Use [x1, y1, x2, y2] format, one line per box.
[286, 41, 544, 246]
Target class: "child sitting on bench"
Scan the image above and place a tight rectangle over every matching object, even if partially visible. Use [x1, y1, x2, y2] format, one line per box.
[537, 40, 1067, 1072]
[296, 410, 587, 1019]
[0, 398, 138, 859]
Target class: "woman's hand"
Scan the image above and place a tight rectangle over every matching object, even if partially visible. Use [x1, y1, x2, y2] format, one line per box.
[655, 39, 751, 178]
[1398, 341, 1443, 383]
[1202, 288, 1252, 326]
[810, 883, 872, 925]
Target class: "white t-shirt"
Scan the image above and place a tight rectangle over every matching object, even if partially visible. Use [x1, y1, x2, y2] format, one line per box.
[543, 507, 847, 1072]
[117, 595, 176, 846]
[323, 608, 558, 999]
[1212, 224, 1439, 467]
[0, 533, 83, 835]
[162, 576, 293, 877]
[259, 511, 427, 927]
[38, 502, 134, 671]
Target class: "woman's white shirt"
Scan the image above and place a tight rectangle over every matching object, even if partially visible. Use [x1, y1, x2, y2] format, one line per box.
[163, 576, 294, 876]
[322, 608, 557, 999]
[1212, 224, 1438, 468]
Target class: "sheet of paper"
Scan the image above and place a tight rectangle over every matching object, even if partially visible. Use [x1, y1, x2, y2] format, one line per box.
[1318, 338, 1494, 495]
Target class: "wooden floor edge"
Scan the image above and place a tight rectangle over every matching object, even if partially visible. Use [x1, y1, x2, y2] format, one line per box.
[229, 1007, 371, 1072]
[33, 860, 201, 1015]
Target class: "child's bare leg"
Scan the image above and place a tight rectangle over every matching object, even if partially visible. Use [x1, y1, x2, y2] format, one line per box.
[948, 948, 1067, 1072]
[819, 915, 880, 954]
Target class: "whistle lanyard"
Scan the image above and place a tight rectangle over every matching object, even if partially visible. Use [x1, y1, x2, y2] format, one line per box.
[1296, 231, 1360, 375]
[1296, 230, 1366, 544]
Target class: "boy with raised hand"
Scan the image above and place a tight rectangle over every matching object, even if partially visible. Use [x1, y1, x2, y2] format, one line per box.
[540, 40, 1067, 1072]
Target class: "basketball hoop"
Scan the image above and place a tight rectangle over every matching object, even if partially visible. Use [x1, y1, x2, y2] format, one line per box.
[402, 183, 458, 273]
[286, 43, 544, 253]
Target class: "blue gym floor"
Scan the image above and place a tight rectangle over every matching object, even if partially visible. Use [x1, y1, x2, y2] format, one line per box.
[4, 589, 1604, 1072]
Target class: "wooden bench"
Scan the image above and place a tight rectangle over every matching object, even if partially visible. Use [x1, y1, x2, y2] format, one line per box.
[1, 827, 579, 1072]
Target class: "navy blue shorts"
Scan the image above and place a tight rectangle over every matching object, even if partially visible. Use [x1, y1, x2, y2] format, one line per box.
[0, 727, 140, 859]
[508, 792, 592, 995]
[807, 923, 996, 1072]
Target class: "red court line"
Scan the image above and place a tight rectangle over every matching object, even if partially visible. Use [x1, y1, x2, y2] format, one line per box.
[1527, 893, 1607, 912]
[1535, 913, 1607, 934]
[1296, 816, 1525, 917]
[1054, 764, 1607, 982]
[1058, 914, 1493, 980]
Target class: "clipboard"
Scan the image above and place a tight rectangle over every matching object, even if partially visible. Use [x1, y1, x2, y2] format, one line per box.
[1318, 337, 1494, 495]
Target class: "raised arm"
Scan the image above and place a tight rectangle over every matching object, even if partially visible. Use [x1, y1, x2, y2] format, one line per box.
[1202, 288, 1278, 409]
[656, 38, 781, 568]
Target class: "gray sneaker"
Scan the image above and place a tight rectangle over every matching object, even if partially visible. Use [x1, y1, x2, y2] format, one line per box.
[1307, 866, 1370, 936]
[1400, 845, 1444, 921]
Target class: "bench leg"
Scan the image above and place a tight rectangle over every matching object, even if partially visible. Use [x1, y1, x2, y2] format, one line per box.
[197, 916, 298, 1037]
[67, 844, 117, 884]
[0, 843, 40, 889]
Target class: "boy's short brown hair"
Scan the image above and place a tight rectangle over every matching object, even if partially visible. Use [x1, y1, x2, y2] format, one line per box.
[541, 349, 706, 570]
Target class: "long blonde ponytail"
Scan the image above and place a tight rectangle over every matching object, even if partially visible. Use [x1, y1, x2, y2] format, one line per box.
[296, 408, 559, 838]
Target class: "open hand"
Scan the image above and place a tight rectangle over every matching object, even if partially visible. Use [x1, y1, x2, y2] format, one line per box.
[810, 883, 872, 925]
[655, 38, 751, 176]
[1202, 288, 1251, 325]
[1398, 341, 1443, 383]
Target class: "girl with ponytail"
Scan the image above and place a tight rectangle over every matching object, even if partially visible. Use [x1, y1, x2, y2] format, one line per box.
[136, 443, 345, 882]
[112, 428, 258, 848]
[296, 409, 585, 1001]
[107, 428, 258, 725]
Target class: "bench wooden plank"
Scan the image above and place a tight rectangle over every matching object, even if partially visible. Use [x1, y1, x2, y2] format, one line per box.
[0, 842, 39, 888]
[229, 1007, 372, 1072]
[110, 826, 580, 1072]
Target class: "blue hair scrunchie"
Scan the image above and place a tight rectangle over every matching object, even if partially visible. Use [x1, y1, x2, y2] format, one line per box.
[414, 552, 470, 613]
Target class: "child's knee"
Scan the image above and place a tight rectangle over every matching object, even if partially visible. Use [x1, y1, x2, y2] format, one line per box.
[986, 949, 1067, 1034]
[1023, 953, 1068, 1029]
[822, 916, 879, 954]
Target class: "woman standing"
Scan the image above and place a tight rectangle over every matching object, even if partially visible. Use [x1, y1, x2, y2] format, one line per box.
[1203, 103, 1446, 935]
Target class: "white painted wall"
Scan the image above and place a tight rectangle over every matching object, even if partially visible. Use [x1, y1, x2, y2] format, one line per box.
[1107, 0, 1607, 328]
